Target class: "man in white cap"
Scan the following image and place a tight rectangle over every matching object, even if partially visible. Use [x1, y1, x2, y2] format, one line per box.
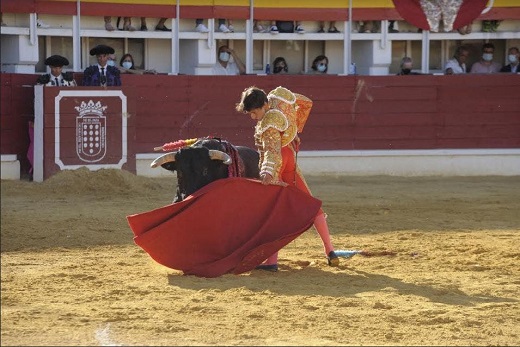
[36, 55, 77, 86]
[82, 44, 121, 86]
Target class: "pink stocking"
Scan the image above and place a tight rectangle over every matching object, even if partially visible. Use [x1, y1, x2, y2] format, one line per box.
[314, 212, 335, 255]
[262, 252, 278, 266]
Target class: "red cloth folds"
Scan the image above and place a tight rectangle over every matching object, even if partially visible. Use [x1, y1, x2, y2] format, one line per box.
[392, 0, 488, 31]
[127, 177, 322, 278]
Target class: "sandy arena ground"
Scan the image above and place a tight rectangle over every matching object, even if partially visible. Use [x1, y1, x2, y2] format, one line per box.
[1, 168, 519, 346]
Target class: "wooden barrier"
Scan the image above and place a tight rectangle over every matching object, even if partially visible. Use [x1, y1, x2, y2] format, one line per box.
[1, 73, 519, 180]
[31, 86, 136, 181]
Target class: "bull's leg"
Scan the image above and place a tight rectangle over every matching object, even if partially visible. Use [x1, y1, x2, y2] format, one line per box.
[173, 187, 183, 203]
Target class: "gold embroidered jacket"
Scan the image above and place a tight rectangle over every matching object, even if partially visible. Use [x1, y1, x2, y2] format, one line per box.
[254, 86, 313, 180]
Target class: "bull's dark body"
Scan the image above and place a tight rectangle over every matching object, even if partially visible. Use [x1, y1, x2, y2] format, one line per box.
[161, 138, 260, 202]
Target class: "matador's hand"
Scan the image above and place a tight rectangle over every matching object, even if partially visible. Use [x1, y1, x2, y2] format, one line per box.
[260, 173, 273, 185]
[261, 173, 288, 187]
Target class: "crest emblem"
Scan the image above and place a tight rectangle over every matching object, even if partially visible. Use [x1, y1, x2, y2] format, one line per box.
[75, 100, 107, 162]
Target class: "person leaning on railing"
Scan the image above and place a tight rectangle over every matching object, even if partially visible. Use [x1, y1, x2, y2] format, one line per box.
[444, 45, 470, 75]
[212, 45, 246, 75]
[117, 53, 158, 75]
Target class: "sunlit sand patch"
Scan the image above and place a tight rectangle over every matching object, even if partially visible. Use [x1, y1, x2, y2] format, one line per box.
[95, 323, 122, 346]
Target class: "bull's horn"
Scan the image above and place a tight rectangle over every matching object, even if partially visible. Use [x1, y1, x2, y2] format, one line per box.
[150, 152, 177, 168]
[209, 150, 232, 165]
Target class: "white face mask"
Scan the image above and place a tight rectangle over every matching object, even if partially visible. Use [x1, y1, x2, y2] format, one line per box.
[482, 53, 493, 61]
[122, 61, 132, 69]
[107, 60, 115, 67]
[508, 54, 518, 63]
[317, 63, 327, 72]
[219, 52, 230, 62]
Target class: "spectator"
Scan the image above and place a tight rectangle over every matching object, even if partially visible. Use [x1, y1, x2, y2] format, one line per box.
[212, 45, 245, 75]
[83, 45, 121, 86]
[253, 20, 268, 33]
[397, 57, 422, 75]
[235, 86, 340, 271]
[105, 16, 135, 31]
[310, 55, 329, 74]
[195, 18, 233, 33]
[318, 21, 340, 33]
[36, 55, 77, 87]
[32, 54, 76, 178]
[272, 57, 289, 74]
[470, 43, 501, 74]
[117, 53, 158, 74]
[269, 21, 305, 34]
[139, 17, 171, 32]
[445, 45, 470, 75]
[500, 47, 519, 73]
[107, 53, 117, 68]
[358, 21, 378, 33]
[388, 20, 399, 33]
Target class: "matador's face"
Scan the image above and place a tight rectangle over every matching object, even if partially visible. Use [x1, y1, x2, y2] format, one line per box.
[246, 102, 269, 121]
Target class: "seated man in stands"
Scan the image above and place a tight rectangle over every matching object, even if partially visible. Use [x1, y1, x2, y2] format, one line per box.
[82, 44, 121, 86]
[212, 45, 246, 75]
[36, 55, 77, 86]
[397, 57, 423, 75]
[444, 45, 469, 75]
[470, 43, 501, 74]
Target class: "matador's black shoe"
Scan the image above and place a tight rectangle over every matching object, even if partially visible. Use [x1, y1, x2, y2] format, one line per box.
[327, 251, 340, 267]
[255, 264, 278, 272]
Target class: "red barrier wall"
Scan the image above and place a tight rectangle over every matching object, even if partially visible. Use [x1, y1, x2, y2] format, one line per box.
[2, 73, 520, 178]
[0, 74, 37, 176]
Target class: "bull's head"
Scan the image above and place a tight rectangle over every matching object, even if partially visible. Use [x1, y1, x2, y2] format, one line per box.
[151, 147, 232, 202]
[150, 149, 231, 168]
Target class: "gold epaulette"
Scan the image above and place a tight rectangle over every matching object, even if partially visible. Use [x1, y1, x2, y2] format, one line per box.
[267, 86, 296, 104]
[256, 109, 288, 134]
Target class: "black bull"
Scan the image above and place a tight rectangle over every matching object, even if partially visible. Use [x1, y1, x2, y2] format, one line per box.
[151, 138, 260, 202]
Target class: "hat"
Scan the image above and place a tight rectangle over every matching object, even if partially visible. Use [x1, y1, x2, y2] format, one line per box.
[89, 44, 115, 56]
[44, 55, 69, 67]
